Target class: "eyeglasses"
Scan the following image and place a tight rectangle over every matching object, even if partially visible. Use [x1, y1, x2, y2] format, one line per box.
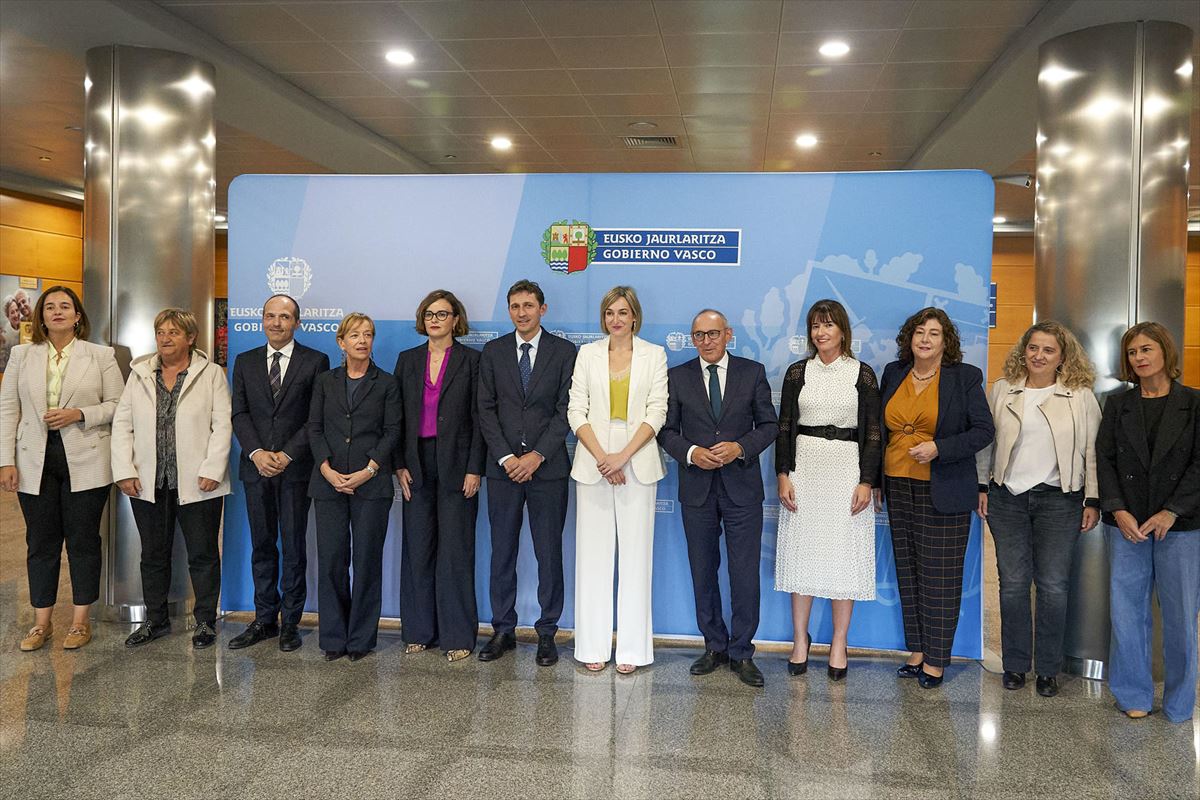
[423, 310, 454, 321]
[691, 329, 725, 342]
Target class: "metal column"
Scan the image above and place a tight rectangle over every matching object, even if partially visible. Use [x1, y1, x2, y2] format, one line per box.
[83, 45, 216, 622]
[1035, 21, 1192, 678]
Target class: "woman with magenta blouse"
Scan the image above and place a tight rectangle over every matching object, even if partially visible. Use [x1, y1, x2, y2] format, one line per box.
[394, 289, 485, 663]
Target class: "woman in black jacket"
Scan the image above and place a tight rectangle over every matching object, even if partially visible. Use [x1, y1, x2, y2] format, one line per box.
[308, 312, 401, 662]
[394, 290, 486, 662]
[878, 307, 994, 688]
[1097, 322, 1200, 723]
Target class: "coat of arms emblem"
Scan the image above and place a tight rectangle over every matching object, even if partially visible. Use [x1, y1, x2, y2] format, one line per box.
[542, 220, 596, 274]
[266, 257, 312, 299]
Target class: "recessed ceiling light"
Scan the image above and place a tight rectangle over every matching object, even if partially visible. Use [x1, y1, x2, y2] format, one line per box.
[992, 216, 1007, 224]
[795, 133, 818, 148]
[443, 154, 457, 160]
[818, 40, 850, 58]
[385, 48, 415, 66]
[628, 121, 658, 130]
[215, 213, 227, 223]
[406, 78, 430, 89]
[490, 136, 513, 151]
[64, 125, 82, 132]
[38, 155, 52, 161]
[867, 150, 882, 157]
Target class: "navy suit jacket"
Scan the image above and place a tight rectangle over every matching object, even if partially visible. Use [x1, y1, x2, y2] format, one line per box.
[879, 360, 994, 514]
[231, 341, 330, 483]
[658, 355, 779, 508]
[477, 330, 577, 481]
[393, 342, 486, 490]
[306, 363, 402, 500]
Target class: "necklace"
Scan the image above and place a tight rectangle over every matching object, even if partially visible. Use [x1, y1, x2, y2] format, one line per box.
[912, 368, 938, 381]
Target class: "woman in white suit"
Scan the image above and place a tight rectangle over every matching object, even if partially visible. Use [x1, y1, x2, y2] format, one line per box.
[568, 285, 668, 674]
[111, 309, 232, 650]
[0, 287, 123, 651]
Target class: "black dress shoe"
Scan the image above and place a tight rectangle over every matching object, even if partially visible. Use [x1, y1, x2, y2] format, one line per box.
[897, 661, 924, 678]
[827, 665, 848, 681]
[478, 631, 517, 662]
[787, 632, 812, 676]
[917, 667, 944, 689]
[323, 650, 346, 661]
[535, 634, 559, 667]
[348, 650, 371, 662]
[191, 621, 217, 649]
[125, 621, 171, 648]
[1036, 675, 1059, 697]
[730, 658, 765, 688]
[228, 620, 279, 650]
[1002, 671, 1026, 690]
[279, 623, 302, 652]
[689, 649, 730, 675]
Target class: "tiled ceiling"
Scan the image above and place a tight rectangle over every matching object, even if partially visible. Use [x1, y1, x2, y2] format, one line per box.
[2, 0, 1198, 227]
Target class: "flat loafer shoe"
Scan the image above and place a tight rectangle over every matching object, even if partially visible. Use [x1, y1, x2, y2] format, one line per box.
[730, 658, 765, 688]
[478, 632, 517, 662]
[228, 621, 278, 650]
[191, 622, 217, 649]
[690, 650, 730, 675]
[279, 624, 302, 652]
[535, 635, 559, 667]
[125, 622, 170, 648]
[897, 662, 923, 678]
[324, 650, 346, 661]
[1002, 671, 1026, 690]
[1036, 675, 1059, 697]
[917, 669, 944, 689]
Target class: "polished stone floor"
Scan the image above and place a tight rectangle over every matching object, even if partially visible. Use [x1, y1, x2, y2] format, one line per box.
[2, 493, 1198, 799]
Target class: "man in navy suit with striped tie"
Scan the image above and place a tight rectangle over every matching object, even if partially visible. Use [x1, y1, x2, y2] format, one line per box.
[229, 294, 329, 652]
[658, 309, 778, 687]
[477, 280, 577, 666]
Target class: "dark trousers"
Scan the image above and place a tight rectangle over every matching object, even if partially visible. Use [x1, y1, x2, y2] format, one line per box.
[18, 432, 109, 607]
[680, 473, 763, 660]
[986, 482, 1082, 676]
[129, 489, 223, 626]
[313, 495, 391, 653]
[486, 475, 568, 636]
[244, 476, 312, 625]
[885, 476, 972, 669]
[400, 437, 479, 651]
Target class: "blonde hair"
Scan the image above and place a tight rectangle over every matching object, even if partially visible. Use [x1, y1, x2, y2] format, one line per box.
[336, 312, 375, 341]
[599, 285, 642, 335]
[154, 308, 199, 353]
[1003, 320, 1096, 390]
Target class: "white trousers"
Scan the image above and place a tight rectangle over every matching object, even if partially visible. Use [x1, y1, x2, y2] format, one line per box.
[573, 422, 657, 666]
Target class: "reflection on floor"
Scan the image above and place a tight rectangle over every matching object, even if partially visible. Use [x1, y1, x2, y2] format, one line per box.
[2, 494, 1198, 799]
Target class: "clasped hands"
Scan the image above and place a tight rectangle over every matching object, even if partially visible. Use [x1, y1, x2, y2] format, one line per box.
[503, 452, 544, 484]
[44, 407, 83, 430]
[595, 450, 632, 485]
[1114, 508, 1177, 543]
[691, 441, 744, 470]
[251, 449, 291, 478]
[322, 460, 377, 495]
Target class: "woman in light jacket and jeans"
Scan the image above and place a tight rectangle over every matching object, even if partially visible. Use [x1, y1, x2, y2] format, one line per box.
[977, 321, 1100, 698]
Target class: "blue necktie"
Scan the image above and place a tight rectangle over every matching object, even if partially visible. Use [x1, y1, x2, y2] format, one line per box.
[519, 342, 532, 393]
[708, 364, 721, 420]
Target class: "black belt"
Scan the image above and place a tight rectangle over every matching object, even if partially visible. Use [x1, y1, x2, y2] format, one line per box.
[796, 424, 856, 442]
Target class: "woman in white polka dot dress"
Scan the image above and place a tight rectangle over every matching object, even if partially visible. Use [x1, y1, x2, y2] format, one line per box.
[774, 299, 882, 680]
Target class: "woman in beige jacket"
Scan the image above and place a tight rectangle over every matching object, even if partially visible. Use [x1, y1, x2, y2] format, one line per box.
[0, 287, 123, 651]
[111, 309, 231, 650]
[976, 320, 1100, 697]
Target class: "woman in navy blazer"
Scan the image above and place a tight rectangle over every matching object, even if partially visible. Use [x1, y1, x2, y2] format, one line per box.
[393, 289, 486, 663]
[308, 313, 401, 662]
[878, 307, 993, 688]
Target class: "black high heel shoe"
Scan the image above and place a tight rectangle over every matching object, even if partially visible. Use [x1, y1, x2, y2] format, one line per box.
[917, 666, 944, 689]
[827, 664, 848, 681]
[787, 633, 812, 676]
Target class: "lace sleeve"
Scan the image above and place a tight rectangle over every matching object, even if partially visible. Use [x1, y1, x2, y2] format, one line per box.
[774, 360, 805, 475]
[857, 362, 882, 487]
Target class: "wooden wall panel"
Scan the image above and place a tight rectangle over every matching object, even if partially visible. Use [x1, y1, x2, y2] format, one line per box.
[215, 232, 228, 297]
[0, 191, 82, 238]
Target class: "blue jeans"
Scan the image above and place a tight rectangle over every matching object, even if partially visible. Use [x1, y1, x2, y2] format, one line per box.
[1107, 525, 1200, 723]
[987, 482, 1082, 675]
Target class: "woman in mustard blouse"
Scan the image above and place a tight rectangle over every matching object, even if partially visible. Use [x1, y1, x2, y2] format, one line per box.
[878, 307, 994, 688]
[567, 286, 668, 674]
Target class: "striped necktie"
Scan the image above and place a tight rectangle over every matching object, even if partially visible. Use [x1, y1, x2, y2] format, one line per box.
[269, 351, 282, 401]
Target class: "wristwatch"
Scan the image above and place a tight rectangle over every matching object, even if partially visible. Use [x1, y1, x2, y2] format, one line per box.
[365, 464, 378, 477]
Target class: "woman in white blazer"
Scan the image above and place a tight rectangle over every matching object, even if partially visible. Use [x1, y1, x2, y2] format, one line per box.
[568, 285, 667, 674]
[977, 320, 1101, 697]
[0, 287, 122, 652]
[111, 309, 231, 650]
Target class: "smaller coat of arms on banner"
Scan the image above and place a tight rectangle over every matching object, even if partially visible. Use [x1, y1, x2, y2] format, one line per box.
[266, 257, 313, 299]
[541, 220, 596, 274]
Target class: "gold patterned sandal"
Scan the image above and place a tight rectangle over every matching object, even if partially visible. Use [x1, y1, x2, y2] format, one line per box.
[404, 643, 428, 655]
[445, 649, 471, 663]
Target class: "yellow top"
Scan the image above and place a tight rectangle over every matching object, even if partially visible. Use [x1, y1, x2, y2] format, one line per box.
[884, 371, 940, 481]
[609, 369, 630, 421]
[46, 338, 75, 410]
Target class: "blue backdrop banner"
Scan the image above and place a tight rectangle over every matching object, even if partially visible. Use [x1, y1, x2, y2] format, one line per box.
[225, 170, 994, 658]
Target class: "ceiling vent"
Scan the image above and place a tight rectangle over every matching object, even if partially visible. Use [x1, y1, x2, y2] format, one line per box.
[622, 135, 678, 149]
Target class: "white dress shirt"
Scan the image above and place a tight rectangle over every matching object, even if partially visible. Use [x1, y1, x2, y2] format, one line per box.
[1003, 384, 1062, 494]
[686, 352, 730, 466]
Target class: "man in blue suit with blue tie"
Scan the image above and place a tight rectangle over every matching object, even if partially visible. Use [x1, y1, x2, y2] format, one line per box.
[658, 309, 778, 687]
